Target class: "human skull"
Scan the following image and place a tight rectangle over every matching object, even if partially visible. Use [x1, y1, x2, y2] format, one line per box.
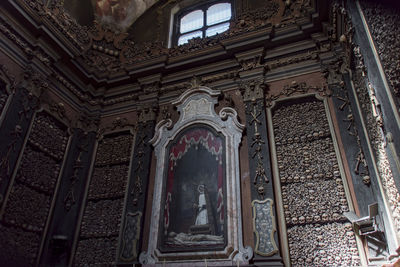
[258, 185, 265, 195]
[322, 213, 329, 221]
[299, 216, 305, 224]
[346, 231, 355, 237]
[332, 213, 340, 220]
[314, 215, 321, 222]
[306, 215, 313, 223]
[363, 175, 371, 185]
[291, 217, 298, 224]
[344, 223, 353, 231]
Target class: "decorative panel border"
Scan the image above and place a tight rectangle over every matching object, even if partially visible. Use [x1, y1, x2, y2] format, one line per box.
[140, 86, 252, 265]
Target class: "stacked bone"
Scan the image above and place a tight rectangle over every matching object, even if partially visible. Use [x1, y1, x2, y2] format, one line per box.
[74, 132, 133, 265]
[273, 99, 360, 266]
[1, 112, 68, 265]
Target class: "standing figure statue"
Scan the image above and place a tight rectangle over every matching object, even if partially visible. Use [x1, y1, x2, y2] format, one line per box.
[195, 184, 208, 225]
[190, 184, 217, 235]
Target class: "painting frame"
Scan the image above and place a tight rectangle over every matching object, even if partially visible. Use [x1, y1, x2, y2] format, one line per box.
[139, 86, 252, 265]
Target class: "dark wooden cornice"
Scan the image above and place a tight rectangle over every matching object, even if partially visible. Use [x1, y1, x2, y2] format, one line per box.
[0, 0, 332, 110]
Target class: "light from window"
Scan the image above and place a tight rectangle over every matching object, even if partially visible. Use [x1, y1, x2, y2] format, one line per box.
[178, 31, 203, 45]
[180, 10, 204, 33]
[176, 2, 232, 45]
[207, 3, 231, 26]
[206, 22, 230, 37]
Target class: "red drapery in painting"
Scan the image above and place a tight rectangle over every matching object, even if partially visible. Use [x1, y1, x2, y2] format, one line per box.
[164, 128, 224, 233]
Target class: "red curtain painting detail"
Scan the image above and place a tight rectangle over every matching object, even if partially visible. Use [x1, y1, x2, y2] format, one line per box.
[163, 127, 224, 234]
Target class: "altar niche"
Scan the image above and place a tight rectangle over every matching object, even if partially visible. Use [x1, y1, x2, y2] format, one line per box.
[141, 86, 251, 265]
[160, 126, 227, 252]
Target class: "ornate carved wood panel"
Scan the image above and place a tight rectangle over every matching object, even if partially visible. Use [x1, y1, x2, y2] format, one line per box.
[118, 120, 155, 264]
[73, 131, 134, 265]
[271, 96, 361, 266]
[0, 111, 69, 266]
[240, 79, 282, 264]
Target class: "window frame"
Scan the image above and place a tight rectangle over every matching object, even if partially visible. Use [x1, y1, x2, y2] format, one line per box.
[172, 0, 234, 46]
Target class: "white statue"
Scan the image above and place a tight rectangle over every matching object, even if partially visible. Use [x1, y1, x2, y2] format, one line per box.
[195, 184, 208, 225]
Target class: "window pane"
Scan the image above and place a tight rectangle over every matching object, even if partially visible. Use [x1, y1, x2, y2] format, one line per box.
[180, 10, 204, 33]
[207, 3, 231, 26]
[206, 22, 230, 37]
[178, 31, 203, 45]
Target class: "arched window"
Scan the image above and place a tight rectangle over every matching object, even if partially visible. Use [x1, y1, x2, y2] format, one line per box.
[174, 2, 232, 46]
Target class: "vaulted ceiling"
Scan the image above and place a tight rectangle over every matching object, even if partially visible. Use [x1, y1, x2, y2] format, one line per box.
[64, 0, 159, 31]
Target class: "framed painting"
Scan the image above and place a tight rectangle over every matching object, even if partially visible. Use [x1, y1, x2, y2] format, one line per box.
[140, 86, 252, 265]
[160, 125, 226, 252]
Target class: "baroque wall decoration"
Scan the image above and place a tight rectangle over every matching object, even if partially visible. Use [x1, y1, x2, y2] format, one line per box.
[118, 107, 156, 263]
[267, 93, 361, 266]
[73, 130, 134, 265]
[351, 42, 400, 240]
[140, 86, 252, 265]
[240, 79, 281, 263]
[10, 0, 318, 76]
[0, 110, 69, 266]
[360, 1, 400, 100]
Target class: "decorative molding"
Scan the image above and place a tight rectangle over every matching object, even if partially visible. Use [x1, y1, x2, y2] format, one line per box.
[252, 198, 278, 256]
[142, 86, 252, 264]
[120, 211, 142, 261]
[240, 79, 267, 102]
[11, 0, 316, 76]
[351, 43, 400, 239]
[265, 81, 330, 108]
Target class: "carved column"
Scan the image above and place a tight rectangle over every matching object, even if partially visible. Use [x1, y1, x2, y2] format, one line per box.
[117, 105, 157, 264]
[240, 79, 283, 266]
[0, 85, 37, 208]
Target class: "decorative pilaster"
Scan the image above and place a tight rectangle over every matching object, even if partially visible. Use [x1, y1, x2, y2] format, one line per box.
[117, 105, 157, 264]
[38, 128, 97, 266]
[240, 79, 282, 265]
